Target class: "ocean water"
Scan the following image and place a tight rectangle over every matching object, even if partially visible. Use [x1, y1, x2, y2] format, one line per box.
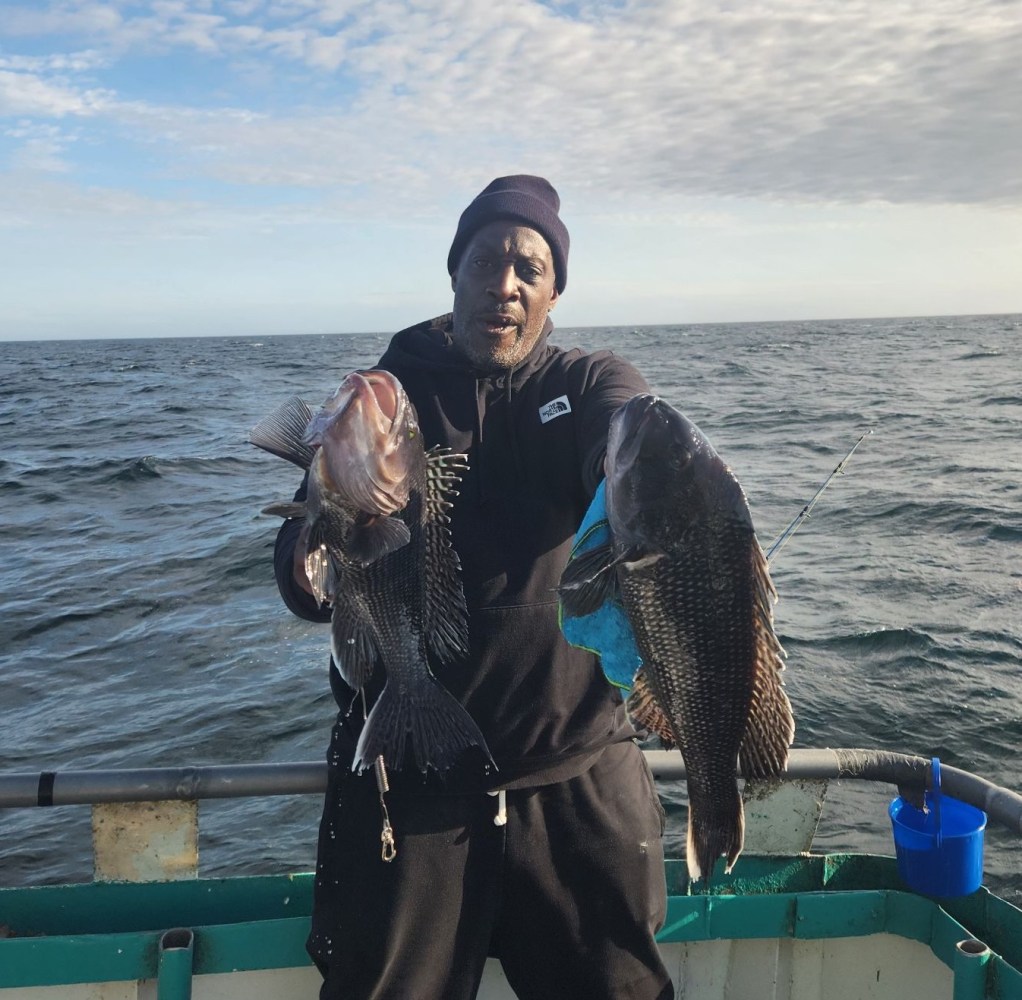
[1, 315, 1020, 903]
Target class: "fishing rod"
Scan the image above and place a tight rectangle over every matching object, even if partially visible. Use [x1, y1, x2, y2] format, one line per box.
[765, 429, 873, 564]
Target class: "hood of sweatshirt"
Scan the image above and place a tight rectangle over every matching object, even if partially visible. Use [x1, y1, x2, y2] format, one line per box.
[377, 313, 558, 504]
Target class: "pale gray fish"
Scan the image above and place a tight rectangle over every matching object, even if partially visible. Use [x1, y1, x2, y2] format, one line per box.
[251, 369, 492, 774]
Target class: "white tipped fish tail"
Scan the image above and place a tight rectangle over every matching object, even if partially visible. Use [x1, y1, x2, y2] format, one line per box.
[686, 782, 746, 885]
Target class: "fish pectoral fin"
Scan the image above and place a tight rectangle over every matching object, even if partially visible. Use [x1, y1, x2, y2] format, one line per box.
[261, 501, 307, 519]
[739, 546, 795, 779]
[348, 515, 411, 566]
[250, 396, 316, 469]
[304, 540, 332, 607]
[625, 668, 677, 748]
[557, 541, 620, 617]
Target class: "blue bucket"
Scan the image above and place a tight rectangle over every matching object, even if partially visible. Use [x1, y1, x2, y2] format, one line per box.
[889, 757, 986, 897]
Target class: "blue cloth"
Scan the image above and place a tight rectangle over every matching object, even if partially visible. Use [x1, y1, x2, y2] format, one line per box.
[559, 480, 643, 691]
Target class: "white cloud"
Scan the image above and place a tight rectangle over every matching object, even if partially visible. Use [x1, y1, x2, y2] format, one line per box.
[0, 50, 109, 72]
[2, 0, 1019, 205]
[0, 0, 1019, 240]
[0, 69, 111, 116]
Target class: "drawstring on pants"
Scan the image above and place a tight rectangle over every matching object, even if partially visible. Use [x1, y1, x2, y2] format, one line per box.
[488, 788, 507, 827]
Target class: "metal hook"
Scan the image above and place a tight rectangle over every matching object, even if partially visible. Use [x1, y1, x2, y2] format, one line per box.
[374, 755, 397, 862]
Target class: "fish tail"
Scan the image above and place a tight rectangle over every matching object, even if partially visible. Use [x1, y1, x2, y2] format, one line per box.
[686, 781, 745, 884]
[352, 677, 493, 775]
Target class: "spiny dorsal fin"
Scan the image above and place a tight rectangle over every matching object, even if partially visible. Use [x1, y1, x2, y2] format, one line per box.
[738, 543, 794, 779]
[422, 448, 471, 663]
[249, 396, 316, 469]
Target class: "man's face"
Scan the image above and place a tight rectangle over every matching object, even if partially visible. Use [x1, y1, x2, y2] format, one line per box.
[450, 220, 559, 371]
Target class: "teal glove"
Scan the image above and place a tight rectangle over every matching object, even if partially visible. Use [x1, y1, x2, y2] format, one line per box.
[559, 480, 643, 691]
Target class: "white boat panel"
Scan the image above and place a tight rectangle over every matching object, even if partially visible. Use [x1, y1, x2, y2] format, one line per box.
[0, 936, 954, 1000]
[662, 934, 950, 1000]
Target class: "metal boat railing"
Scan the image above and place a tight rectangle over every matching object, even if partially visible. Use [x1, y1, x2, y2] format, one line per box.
[2, 748, 1021, 835]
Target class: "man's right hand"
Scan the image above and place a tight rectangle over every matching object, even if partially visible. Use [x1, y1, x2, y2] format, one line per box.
[293, 521, 316, 597]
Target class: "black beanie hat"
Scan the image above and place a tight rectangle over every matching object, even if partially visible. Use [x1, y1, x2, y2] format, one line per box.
[447, 175, 570, 293]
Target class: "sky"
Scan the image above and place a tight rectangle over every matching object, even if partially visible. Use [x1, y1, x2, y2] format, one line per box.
[0, 0, 1019, 341]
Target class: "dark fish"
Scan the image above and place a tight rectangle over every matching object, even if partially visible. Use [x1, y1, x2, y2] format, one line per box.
[559, 394, 793, 882]
[250, 369, 492, 774]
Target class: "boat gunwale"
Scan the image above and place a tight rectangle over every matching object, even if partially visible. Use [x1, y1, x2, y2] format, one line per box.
[2, 749, 1021, 836]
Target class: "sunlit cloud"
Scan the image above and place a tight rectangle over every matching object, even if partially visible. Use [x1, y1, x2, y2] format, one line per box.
[0, 0, 1018, 339]
[0, 0, 1016, 207]
[0, 69, 112, 117]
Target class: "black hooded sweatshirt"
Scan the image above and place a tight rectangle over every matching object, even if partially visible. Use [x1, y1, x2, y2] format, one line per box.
[275, 314, 650, 792]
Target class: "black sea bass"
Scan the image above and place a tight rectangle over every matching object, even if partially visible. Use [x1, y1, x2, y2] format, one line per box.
[559, 394, 794, 882]
[250, 370, 491, 774]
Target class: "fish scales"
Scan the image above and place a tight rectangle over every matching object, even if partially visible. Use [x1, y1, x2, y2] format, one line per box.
[618, 515, 763, 881]
[558, 393, 794, 883]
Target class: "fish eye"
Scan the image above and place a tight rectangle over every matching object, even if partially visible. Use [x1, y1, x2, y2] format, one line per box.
[670, 447, 692, 470]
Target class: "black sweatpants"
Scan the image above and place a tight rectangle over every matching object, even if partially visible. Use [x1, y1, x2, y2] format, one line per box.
[307, 738, 673, 1000]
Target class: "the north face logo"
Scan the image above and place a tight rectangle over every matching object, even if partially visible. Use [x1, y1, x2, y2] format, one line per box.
[538, 396, 572, 424]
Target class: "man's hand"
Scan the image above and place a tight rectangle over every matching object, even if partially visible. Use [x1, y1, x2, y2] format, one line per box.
[293, 521, 316, 596]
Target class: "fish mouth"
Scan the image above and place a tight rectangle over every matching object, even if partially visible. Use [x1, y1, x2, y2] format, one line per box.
[359, 370, 400, 421]
[627, 393, 662, 426]
[306, 371, 407, 444]
[611, 393, 664, 448]
[606, 393, 695, 486]
[306, 369, 414, 514]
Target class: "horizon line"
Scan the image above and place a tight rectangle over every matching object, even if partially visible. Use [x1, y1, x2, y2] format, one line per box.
[3, 310, 1019, 346]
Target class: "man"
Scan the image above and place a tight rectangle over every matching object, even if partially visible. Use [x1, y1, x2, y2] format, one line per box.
[275, 175, 673, 999]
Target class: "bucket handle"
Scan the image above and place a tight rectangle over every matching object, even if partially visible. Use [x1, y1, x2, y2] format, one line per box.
[931, 756, 943, 849]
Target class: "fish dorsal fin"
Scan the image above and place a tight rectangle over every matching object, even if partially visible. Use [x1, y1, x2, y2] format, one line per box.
[558, 541, 622, 618]
[249, 396, 316, 469]
[422, 448, 471, 663]
[330, 587, 380, 691]
[738, 543, 795, 779]
[347, 515, 411, 567]
[626, 667, 678, 749]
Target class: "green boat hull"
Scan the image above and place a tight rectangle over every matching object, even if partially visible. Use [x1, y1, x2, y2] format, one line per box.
[2, 855, 1020, 999]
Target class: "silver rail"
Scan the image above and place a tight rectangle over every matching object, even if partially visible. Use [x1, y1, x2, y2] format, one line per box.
[2, 749, 1020, 835]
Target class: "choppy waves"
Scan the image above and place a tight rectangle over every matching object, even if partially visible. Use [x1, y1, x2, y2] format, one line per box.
[1, 318, 1019, 899]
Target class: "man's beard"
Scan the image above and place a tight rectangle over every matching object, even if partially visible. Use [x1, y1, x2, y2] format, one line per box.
[469, 331, 527, 371]
[451, 318, 545, 372]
